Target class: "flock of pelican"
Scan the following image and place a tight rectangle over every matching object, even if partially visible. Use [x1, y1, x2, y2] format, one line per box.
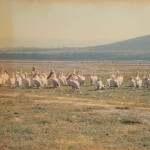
[0, 66, 150, 90]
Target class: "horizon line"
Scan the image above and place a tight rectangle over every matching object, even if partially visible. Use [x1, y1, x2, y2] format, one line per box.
[0, 34, 150, 49]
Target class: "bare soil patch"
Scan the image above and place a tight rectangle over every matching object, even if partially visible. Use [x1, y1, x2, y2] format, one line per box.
[30, 95, 150, 124]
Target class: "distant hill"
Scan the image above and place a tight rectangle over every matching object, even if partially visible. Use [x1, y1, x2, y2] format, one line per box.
[0, 35, 150, 61]
[89, 35, 150, 52]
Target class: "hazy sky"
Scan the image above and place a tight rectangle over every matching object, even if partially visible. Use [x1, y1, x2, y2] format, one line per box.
[0, 0, 150, 48]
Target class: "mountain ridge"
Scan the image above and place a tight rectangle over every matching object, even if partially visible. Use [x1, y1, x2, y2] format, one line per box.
[0, 35, 150, 61]
[1, 35, 150, 52]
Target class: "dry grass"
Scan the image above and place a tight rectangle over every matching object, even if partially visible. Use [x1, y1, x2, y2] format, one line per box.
[0, 61, 150, 150]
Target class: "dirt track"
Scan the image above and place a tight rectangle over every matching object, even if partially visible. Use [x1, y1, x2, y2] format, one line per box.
[1, 92, 149, 124]
[23, 94, 150, 124]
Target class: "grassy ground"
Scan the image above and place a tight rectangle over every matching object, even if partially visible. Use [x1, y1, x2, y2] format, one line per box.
[0, 61, 150, 150]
